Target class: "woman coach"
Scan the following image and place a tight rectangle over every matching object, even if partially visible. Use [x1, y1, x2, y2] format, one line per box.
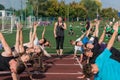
[54, 17, 67, 57]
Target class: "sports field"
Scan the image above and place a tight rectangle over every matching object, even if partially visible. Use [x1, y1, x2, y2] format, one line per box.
[1, 21, 120, 53]
[0, 21, 120, 80]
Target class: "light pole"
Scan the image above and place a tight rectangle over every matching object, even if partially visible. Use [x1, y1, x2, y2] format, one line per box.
[25, 0, 29, 26]
[65, 0, 69, 22]
[37, 0, 39, 21]
[21, 0, 23, 22]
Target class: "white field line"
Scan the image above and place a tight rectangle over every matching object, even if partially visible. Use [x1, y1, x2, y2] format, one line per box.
[46, 47, 73, 49]
[54, 58, 74, 59]
[49, 53, 81, 55]
[0, 71, 11, 74]
[3, 27, 29, 35]
[47, 64, 80, 66]
[0, 71, 83, 75]
[75, 57, 83, 69]
[32, 72, 83, 75]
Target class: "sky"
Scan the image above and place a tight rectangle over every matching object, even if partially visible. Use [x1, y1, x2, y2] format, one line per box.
[0, 0, 120, 11]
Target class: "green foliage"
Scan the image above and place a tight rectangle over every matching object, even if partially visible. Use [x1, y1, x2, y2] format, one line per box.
[47, 0, 59, 17]
[80, 0, 102, 19]
[47, 0, 67, 18]
[100, 8, 119, 19]
[57, 1, 66, 17]
[13, 0, 119, 20]
[24, 0, 102, 19]
[69, 2, 87, 19]
[0, 4, 5, 10]
[26, 0, 48, 16]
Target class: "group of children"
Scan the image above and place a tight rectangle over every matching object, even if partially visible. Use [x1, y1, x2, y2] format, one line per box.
[70, 19, 120, 80]
[0, 17, 120, 80]
[0, 22, 51, 80]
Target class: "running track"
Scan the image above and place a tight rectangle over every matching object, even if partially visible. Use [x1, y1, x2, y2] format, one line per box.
[0, 54, 93, 80]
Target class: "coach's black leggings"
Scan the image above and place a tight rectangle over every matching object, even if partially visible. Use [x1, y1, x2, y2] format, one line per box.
[56, 36, 64, 50]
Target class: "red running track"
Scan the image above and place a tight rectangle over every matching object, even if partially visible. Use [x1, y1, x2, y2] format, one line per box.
[0, 54, 93, 80]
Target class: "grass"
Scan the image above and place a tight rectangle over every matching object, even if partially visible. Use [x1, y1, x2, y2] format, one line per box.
[1, 21, 120, 54]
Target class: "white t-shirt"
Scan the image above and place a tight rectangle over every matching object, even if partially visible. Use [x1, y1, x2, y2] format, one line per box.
[88, 36, 95, 44]
[34, 37, 39, 46]
[74, 38, 82, 52]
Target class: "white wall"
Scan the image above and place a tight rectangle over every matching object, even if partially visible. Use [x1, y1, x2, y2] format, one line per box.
[0, 10, 13, 17]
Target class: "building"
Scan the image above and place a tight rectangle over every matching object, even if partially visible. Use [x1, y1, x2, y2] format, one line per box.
[0, 10, 13, 17]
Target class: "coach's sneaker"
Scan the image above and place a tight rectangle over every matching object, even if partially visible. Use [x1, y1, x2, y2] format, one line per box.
[56, 50, 60, 56]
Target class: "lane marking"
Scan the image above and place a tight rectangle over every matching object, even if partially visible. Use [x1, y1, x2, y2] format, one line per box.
[32, 72, 83, 75]
[0, 71, 11, 74]
[47, 64, 81, 66]
[51, 58, 74, 59]
[46, 47, 73, 49]
[0, 72, 83, 75]
[75, 57, 83, 69]
[49, 54, 81, 55]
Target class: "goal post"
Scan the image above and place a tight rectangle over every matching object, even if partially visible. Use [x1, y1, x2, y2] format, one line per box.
[26, 16, 36, 28]
[0, 15, 17, 33]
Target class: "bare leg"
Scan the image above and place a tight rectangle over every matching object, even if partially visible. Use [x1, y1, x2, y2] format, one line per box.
[14, 24, 20, 54]
[79, 54, 83, 63]
[0, 32, 12, 57]
[56, 50, 60, 55]
[60, 49, 63, 56]
[19, 24, 24, 54]
[31, 22, 38, 45]
[107, 22, 118, 50]
[29, 27, 33, 43]
[24, 26, 33, 48]
[73, 50, 77, 58]
[42, 26, 46, 39]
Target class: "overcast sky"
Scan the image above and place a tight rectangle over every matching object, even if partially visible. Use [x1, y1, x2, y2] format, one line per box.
[0, 0, 120, 11]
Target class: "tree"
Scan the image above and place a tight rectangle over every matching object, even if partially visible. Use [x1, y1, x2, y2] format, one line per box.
[100, 8, 119, 19]
[0, 4, 5, 10]
[47, 0, 59, 17]
[26, 0, 48, 16]
[69, 1, 87, 21]
[24, 0, 119, 21]
[57, 0, 66, 17]
[80, 0, 102, 19]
